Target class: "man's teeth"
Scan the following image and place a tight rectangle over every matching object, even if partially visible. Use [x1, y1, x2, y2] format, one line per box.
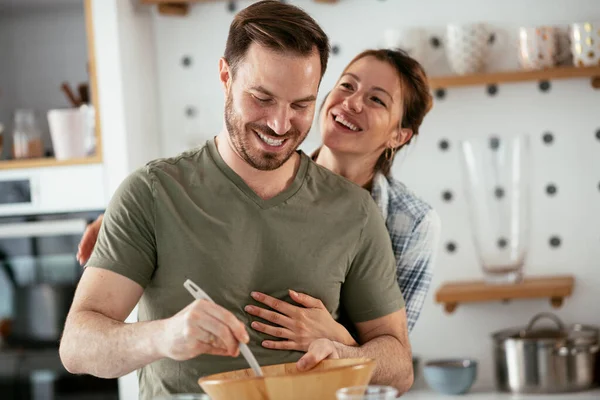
[334, 115, 360, 131]
[257, 132, 284, 147]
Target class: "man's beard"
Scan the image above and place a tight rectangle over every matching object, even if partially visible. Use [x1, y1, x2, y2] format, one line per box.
[224, 93, 308, 171]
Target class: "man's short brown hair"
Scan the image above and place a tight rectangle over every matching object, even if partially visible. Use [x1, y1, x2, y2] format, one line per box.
[224, 0, 330, 79]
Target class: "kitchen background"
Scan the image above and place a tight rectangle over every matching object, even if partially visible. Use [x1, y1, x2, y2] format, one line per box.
[1, 0, 599, 398]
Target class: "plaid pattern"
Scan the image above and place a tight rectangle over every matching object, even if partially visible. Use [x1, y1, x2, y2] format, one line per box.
[371, 173, 441, 332]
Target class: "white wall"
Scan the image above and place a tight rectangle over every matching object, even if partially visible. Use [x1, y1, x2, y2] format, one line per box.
[143, 0, 600, 392]
[115, 0, 162, 174]
[90, 0, 161, 196]
[90, 0, 161, 397]
[0, 3, 88, 157]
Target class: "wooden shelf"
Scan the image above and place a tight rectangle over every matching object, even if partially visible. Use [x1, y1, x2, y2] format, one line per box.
[0, 155, 102, 171]
[140, 0, 338, 16]
[140, 0, 338, 3]
[435, 275, 575, 313]
[429, 66, 600, 90]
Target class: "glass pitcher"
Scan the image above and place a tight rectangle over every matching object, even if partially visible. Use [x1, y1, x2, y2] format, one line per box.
[459, 134, 531, 284]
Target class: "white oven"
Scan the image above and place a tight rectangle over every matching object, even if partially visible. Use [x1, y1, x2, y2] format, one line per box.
[0, 164, 107, 217]
[0, 163, 108, 322]
[0, 164, 118, 400]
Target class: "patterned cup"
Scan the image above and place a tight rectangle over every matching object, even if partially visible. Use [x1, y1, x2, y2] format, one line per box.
[555, 26, 573, 66]
[445, 23, 498, 75]
[518, 27, 563, 70]
[571, 22, 600, 66]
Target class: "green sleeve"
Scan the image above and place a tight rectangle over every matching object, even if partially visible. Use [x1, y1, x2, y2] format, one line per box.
[86, 166, 157, 288]
[341, 196, 405, 323]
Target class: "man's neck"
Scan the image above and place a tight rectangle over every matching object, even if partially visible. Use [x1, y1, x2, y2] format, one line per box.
[215, 130, 301, 200]
[315, 146, 376, 189]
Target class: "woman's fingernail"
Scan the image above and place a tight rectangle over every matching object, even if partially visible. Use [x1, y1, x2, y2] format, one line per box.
[251, 322, 259, 328]
[290, 290, 298, 296]
[263, 341, 271, 348]
[245, 305, 253, 312]
[251, 292, 260, 299]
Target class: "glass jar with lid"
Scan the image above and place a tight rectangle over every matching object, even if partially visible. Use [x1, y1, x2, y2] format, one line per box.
[13, 109, 44, 159]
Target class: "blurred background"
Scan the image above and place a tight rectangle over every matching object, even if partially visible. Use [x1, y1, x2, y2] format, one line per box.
[0, 0, 599, 399]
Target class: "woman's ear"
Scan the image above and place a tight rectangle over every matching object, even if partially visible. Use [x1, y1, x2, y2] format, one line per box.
[388, 127, 413, 149]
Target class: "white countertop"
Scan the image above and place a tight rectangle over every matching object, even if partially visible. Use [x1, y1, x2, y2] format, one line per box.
[402, 389, 600, 399]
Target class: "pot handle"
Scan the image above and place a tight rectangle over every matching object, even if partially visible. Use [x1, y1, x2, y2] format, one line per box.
[526, 312, 566, 332]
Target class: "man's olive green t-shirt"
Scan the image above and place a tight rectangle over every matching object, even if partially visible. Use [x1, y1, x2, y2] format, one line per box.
[87, 139, 404, 399]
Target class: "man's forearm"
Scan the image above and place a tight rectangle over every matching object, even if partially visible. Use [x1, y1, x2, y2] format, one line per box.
[334, 335, 413, 393]
[60, 310, 165, 379]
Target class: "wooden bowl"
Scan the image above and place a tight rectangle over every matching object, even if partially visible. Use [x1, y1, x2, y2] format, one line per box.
[198, 358, 375, 400]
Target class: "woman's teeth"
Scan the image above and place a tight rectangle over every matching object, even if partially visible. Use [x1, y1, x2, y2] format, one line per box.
[334, 115, 360, 132]
[257, 131, 284, 147]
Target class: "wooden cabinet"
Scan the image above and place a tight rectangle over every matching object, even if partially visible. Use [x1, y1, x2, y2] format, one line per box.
[0, 0, 102, 170]
[140, 0, 339, 16]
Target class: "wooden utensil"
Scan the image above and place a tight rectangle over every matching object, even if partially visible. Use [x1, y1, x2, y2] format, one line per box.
[199, 358, 375, 400]
[61, 82, 81, 107]
[78, 83, 89, 104]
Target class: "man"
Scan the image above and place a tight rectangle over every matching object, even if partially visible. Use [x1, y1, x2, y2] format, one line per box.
[60, 1, 413, 398]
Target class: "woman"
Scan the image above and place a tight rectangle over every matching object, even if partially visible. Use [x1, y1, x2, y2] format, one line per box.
[77, 48, 440, 351]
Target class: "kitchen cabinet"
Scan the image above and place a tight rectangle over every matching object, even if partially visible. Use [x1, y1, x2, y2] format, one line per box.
[0, 0, 103, 170]
[1, 0, 161, 195]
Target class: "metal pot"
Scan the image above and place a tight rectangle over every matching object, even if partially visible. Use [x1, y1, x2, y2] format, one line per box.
[11, 284, 76, 344]
[492, 312, 599, 394]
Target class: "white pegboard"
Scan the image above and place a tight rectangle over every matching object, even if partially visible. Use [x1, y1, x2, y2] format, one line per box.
[145, 0, 600, 391]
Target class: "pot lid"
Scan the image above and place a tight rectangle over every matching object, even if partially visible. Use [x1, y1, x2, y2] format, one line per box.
[493, 313, 599, 344]
[492, 327, 567, 342]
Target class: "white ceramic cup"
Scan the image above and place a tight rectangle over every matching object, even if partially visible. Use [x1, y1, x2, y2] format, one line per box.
[382, 28, 444, 70]
[47, 106, 94, 160]
[571, 22, 600, 66]
[446, 23, 498, 75]
[383, 28, 428, 63]
[518, 27, 561, 70]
